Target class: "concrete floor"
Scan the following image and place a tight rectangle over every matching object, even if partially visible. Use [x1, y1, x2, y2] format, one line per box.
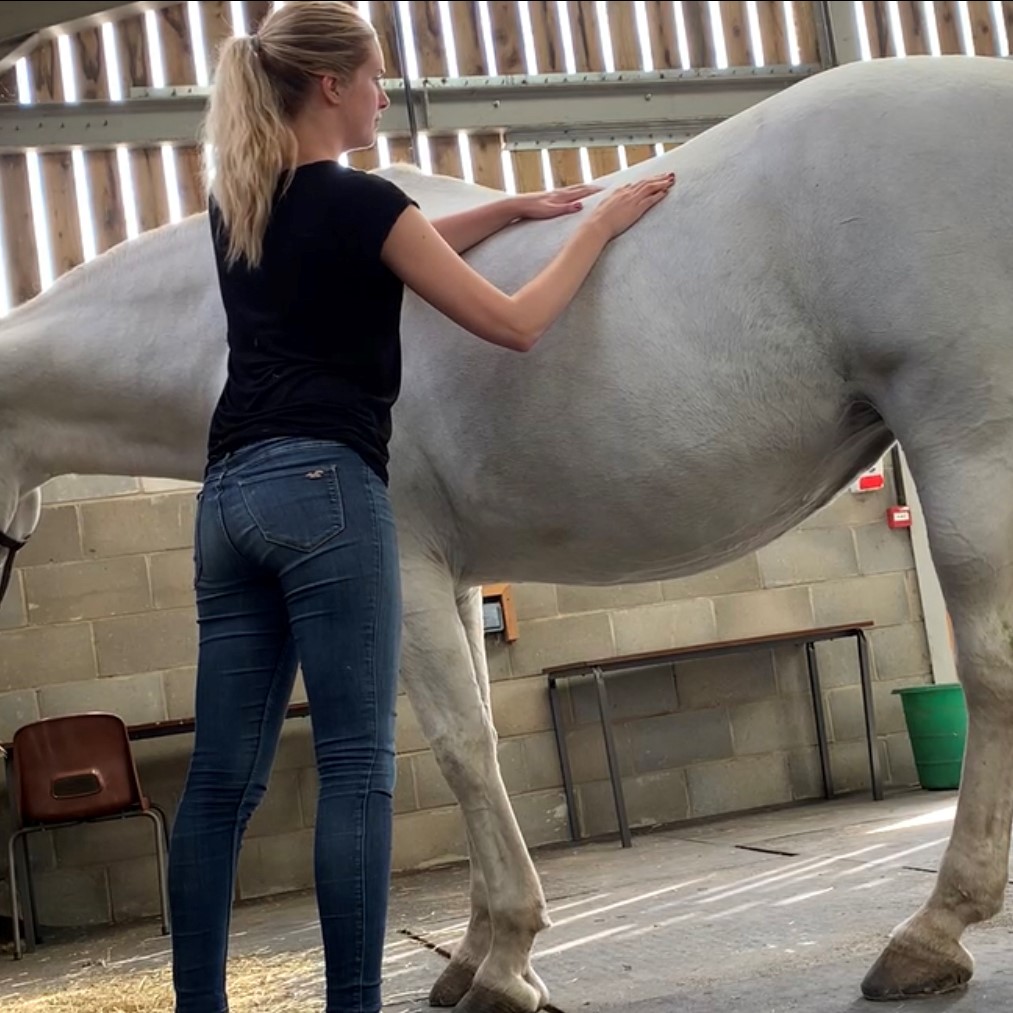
[5, 787, 1013, 1012]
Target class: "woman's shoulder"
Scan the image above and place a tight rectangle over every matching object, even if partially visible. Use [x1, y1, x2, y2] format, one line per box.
[328, 166, 419, 220]
[286, 162, 409, 207]
[295, 162, 395, 187]
[335, 165, 412, 200]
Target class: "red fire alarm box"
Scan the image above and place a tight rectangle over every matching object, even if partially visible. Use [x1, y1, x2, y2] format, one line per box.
[887, 506, 912, 529]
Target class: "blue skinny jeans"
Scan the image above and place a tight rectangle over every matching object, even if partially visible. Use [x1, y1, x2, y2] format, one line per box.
[168, 437, 401, 1013]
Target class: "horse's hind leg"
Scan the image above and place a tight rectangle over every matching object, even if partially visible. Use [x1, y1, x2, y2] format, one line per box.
[862, 436, 1013, 999]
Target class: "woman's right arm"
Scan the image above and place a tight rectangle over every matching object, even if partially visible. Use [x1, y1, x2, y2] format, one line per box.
[380, 172, 675, 352]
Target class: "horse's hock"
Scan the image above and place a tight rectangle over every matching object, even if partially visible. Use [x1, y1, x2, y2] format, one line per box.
[0, 0, 977, 980]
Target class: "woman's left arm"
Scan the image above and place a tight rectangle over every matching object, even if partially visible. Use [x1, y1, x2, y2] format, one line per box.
[431, 184, 602, 254]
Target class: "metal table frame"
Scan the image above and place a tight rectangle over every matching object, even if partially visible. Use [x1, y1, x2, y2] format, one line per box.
[546, 623, 882, 849]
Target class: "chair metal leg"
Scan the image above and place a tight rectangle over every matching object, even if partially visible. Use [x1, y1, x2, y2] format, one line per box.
[7, 828, 21, 960]
[21, 833, 39, 949]
[5, 751, 37, 953]
[7, 827, 38, 961]
[150, 802, 172, 851]
[140, 809, 171, 936]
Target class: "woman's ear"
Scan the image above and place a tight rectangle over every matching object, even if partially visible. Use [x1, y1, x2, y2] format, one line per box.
[319, 74, 342, 105]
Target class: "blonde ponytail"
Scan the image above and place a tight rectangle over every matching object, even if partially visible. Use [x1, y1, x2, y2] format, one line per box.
[202, 35, 297, 269]
[201, 2, 377, 270]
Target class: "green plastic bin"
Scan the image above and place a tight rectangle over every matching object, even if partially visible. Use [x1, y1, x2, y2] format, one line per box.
[893, 684, 967, 790]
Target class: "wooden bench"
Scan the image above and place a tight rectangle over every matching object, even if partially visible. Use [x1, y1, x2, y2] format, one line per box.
[544, 622, 882, 848]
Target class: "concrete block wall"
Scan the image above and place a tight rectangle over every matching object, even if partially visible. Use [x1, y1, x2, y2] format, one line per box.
[0, 468, 933, 929]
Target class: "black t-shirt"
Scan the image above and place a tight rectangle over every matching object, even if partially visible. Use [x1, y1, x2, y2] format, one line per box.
[206, 162, 418, 484]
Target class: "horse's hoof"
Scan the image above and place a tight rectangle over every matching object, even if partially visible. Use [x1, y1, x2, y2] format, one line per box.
[861, 934, 973, 1001]
[454, 981, 543, 1013]
[428, 960, 479, 1007]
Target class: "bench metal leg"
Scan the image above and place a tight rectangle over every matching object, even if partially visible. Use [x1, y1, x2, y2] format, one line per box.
[857, 630, 885, 801]
[547, 677, 580, 842]
[593, 668, 631, 848]
[805, 641, 835, 800]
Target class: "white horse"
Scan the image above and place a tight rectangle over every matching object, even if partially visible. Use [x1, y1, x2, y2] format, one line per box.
[1, 53, 1012, 1011]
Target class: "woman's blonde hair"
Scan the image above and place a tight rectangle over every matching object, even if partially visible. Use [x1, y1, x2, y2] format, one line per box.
[202, 1, 378, 269]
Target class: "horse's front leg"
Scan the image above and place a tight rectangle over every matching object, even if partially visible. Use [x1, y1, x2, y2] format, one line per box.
[400, 555, 550, 1013]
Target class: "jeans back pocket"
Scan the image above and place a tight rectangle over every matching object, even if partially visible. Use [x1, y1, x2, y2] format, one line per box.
[239, 465, 346, 552]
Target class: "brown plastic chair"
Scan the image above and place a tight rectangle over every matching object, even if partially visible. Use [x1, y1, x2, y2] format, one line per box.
[6, 713, 170, 959]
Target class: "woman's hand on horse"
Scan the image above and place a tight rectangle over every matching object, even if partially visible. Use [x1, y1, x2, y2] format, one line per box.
[588, 172, 677, 240]
[512, 184, 603, 220]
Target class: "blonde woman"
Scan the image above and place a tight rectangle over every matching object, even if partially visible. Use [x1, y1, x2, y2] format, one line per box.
[168, 3, 675, 1011]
